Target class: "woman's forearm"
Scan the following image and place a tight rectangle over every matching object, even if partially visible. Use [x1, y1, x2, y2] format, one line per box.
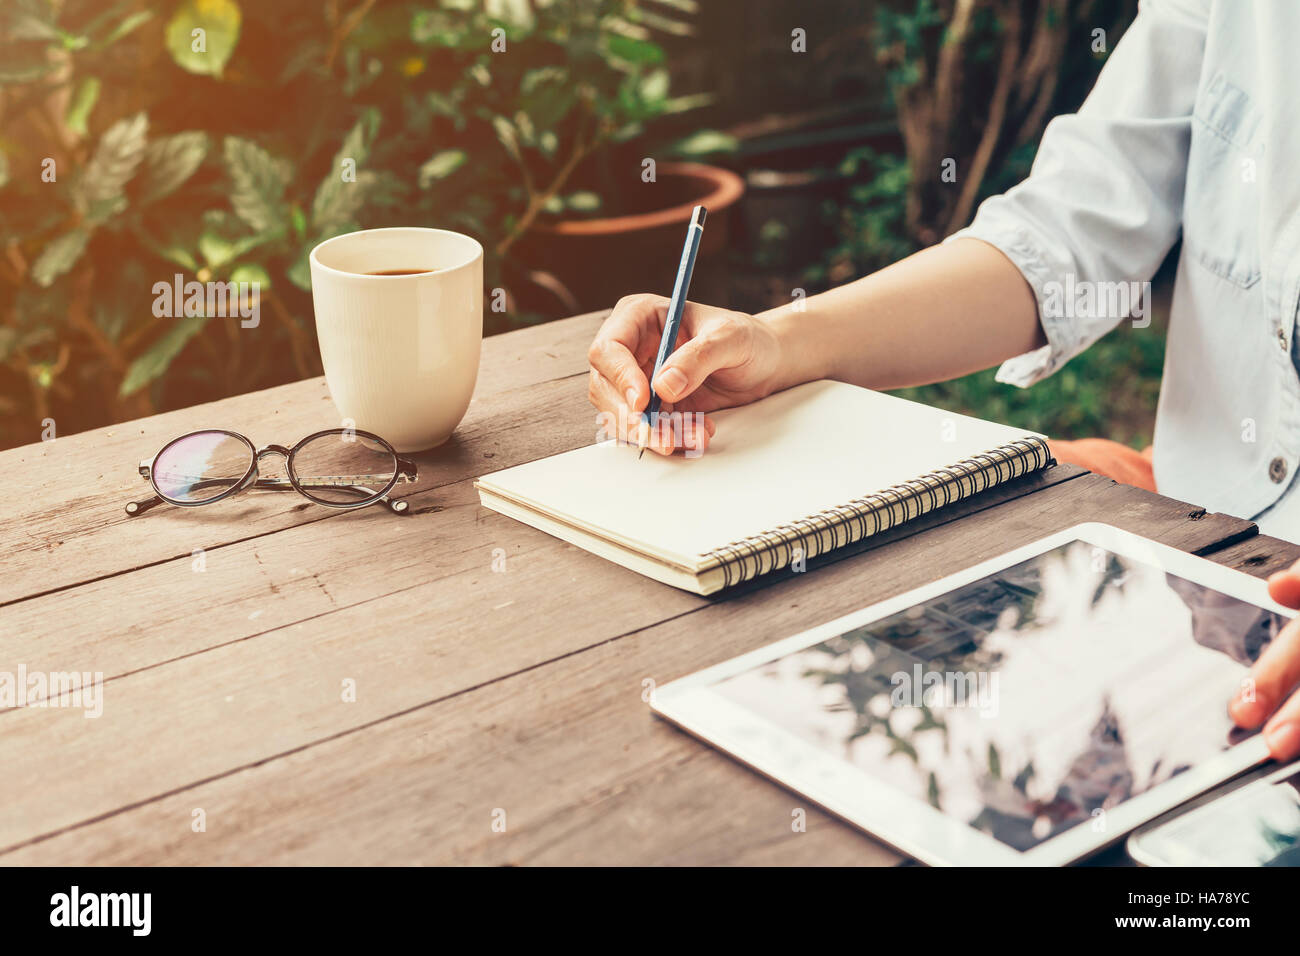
[758, 238, 1046, 392]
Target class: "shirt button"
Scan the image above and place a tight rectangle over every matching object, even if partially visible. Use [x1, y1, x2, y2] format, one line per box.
[1269, 457, 1288, 483]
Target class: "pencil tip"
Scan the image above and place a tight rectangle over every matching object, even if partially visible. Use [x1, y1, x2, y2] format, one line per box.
[638, 448, 646, 460]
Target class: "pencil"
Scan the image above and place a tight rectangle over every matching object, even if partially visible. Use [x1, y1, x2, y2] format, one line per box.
[638, 204, 707, 459]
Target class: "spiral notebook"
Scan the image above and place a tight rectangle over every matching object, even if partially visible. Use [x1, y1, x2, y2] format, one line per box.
[475, 380, 1053, 595]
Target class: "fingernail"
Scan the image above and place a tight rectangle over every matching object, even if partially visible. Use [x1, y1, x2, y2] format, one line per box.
[1264, 721, 1300, 759]
[656, 367, 688, 400]
[1230, 690, 1267, 726]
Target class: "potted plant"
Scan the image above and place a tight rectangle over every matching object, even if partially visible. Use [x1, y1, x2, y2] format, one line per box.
[0, 0, 735, 446]
[516, 157, 744, 315]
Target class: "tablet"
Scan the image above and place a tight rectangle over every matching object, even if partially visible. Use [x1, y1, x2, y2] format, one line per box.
[651, 523, 1292, 865]
[1127, 760, 1300, 866]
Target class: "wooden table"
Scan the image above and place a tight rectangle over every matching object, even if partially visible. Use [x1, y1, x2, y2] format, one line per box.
[2, 310, 1297, 866]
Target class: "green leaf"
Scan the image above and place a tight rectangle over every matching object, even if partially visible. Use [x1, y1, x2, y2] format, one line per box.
[628, 6, 695, 37]
[165, 0, 242, 77]
[565, 191, 601, 212]
[120, 318, 208, 396]
[135, 226, 199, 271]
[31, 229, 91, 287]
[229, 262, 270, 290]
[223, 136, 290, 234]
[196, 232, 234, 269]
[137, 131, 209, 204]
[519, 67, 578, 129]
[520, 66, 567, 95]
[9, 13, 62, 42]
[94, 9, 155, 49]
[286, 248, 313, 291]
[418, 149, 467, 188]
[81, 112, 149, 205]
[492, 115, 522, 164]
[670, 129, 739, 157]
[311, 110, 381, 231]
[603, 34, 665, 65]
[65, 77, 101, 137]
[485, 0, 536, 30]
[661, 92, 713, 115]
[639, 68, 669, 104]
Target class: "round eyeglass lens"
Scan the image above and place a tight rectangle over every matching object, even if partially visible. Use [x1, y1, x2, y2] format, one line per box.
[153, 431, 253, 504]
[290, 432, 397, 505]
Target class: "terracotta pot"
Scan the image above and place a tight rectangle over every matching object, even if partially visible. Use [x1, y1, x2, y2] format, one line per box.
[515, 161, 746, 315]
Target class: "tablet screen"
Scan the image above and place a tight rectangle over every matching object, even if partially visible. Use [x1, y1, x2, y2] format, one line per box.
[712, 539, 1287, 851]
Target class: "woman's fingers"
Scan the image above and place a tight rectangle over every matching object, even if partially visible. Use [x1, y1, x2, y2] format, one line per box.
[1232, 560, 1300, 752]
[588, 296, 729, 457]
[1262, 693, 1300, 761]
[587, 294, 672, 414]
[1230, 614, 1300, 730]
[589, 369, 715, 456]
[589, 370, 643, 442]
[1268, 557, 1300, 608]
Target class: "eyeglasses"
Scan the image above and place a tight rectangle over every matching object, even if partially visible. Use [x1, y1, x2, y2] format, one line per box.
[126, 428, 417, 517]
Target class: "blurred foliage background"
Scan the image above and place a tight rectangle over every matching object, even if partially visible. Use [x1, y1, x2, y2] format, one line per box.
[0, 0, 1154, 452]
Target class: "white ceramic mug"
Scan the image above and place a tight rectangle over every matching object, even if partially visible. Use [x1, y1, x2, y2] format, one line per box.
[309, 227, 483, 452]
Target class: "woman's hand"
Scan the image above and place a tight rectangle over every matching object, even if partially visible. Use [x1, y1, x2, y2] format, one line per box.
[1229, 560, 1300, 760]
[587, 294, 785, 456]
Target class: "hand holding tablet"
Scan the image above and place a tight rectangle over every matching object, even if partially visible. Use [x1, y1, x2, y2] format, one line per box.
[652, 524, 1294, 865]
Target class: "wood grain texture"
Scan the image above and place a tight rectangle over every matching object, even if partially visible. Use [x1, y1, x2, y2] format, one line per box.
[1195, 531, 1300, 580]
[0, 472, 1259, 864]
[0, 309, 1273, 866]
[0, 376, 603, 686]
[0, 311, 607, 605]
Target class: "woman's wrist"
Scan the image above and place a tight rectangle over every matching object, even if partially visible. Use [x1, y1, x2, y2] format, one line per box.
[755, 299, 834, 394]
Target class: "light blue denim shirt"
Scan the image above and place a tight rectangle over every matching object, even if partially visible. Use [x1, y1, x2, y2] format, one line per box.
[950, 0, 1300, 541]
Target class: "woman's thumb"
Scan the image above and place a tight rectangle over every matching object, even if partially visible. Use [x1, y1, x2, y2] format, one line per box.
[653, 330, 743, 402]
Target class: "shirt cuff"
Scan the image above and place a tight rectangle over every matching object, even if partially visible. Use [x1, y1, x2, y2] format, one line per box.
[945, 221, 1079, 389]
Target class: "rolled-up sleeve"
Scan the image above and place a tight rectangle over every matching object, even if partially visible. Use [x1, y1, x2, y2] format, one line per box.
[947, 0, 1208, 387]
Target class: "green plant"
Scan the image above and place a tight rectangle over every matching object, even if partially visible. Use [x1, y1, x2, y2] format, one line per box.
[0, 0, 705, 448]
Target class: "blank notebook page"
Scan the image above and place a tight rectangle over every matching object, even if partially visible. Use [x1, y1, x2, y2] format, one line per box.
[477, 380, 1039, 567]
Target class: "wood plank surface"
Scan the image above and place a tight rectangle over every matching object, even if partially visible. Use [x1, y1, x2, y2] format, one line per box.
[1196, 531, 1300, 579]
[0, 310, 1277, 866]
[0, 311, 607, 605]
[0, 472, 1260, 864]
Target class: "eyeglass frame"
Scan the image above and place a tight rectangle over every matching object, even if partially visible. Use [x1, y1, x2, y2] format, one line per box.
[126, 427, 418, 517]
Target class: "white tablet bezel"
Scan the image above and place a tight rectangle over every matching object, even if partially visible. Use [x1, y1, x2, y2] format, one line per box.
[1126, 759, 1300, 866]
[651, 522, 1289, 866]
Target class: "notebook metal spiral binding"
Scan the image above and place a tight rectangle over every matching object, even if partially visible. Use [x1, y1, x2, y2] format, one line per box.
[699, 437, 1054, 589]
